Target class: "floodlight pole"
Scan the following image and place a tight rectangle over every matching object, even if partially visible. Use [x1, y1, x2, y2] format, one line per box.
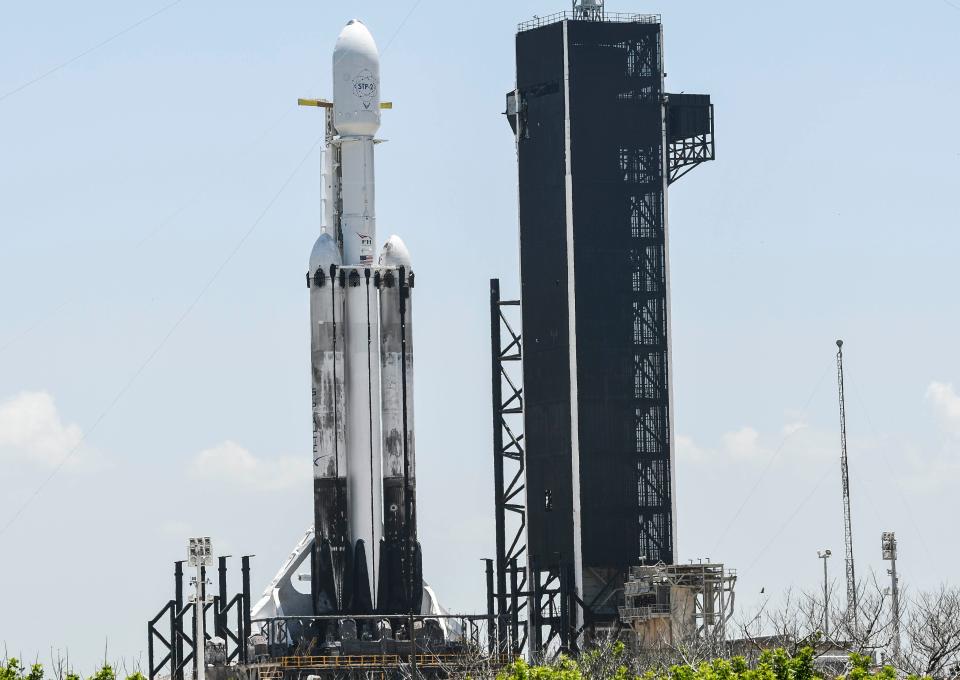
[818, 549, 831, 641]
[195, 560, 205, 680]
[889, 556, 900, 659]
[188, 537, 211, 680]
[882, 532, 901, 661]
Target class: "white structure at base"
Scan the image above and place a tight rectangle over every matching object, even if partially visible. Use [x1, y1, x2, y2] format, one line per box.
[249, 528, 447, 638]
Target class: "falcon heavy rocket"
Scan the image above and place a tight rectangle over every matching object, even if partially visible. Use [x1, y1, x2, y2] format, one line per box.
[307, 18, 422, 617]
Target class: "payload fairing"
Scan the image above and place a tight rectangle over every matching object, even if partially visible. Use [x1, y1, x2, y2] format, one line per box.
[308, 19, 422, 617]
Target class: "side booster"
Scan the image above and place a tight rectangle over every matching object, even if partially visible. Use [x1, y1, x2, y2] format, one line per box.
[307, 19, 422, 617]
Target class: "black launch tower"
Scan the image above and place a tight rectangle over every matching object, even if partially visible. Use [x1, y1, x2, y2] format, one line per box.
[494, 4, 714, 650]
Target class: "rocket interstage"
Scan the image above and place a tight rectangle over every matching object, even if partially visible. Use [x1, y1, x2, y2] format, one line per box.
[306, 19, 422, 619]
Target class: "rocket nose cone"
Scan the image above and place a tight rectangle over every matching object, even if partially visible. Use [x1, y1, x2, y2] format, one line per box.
[378, 235, 412, 268]
[309, 232, 342, 272]
[332, 18, 380, 136]
[335, 19, 379, 60]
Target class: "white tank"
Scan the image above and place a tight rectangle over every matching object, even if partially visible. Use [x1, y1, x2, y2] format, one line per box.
[309, 233, 346, 483]
[333, 20, 381, 137]
[339, 139, 376, 266]
[333, 20, 380, 267]
[308, 233, 348, 611]
[343, 265, 384, 605]
[378, 236, 416, 544]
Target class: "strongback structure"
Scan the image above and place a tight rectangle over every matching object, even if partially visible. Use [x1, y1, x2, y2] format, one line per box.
[496, 3, 714, 649]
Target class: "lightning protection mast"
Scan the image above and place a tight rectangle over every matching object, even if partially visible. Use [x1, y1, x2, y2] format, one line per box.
[836, 340, 857, 622]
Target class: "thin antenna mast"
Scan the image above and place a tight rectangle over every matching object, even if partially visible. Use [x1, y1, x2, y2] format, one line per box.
[836, 340, 857, 620]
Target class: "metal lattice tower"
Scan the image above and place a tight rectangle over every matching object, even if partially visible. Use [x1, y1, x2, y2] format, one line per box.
[490, 279, 531, 654]
[836, 340, 857, 619]
[502, 12, 714, 645]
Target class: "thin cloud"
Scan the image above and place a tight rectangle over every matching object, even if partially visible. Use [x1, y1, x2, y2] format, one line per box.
[0, 391, 84, 467]
[678, 418, 836, 469]
[159, 520, 193, 537]
[676, 434, 712, 463]
[897, 381, 960, 491]
[188, 440, 308, 492]
[781, 421, 807, 437]
[926, 381, 960, 436]
[722, 426, 768, 460]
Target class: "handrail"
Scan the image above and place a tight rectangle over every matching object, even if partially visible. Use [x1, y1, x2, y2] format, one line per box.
[261, 653, 513, 669]
[518, 12, 660, 32]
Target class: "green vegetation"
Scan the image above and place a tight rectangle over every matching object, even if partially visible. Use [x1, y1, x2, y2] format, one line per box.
[0, 658, 144, 680]
[495, 645, 932, 680]
[2, 646, 941, 680]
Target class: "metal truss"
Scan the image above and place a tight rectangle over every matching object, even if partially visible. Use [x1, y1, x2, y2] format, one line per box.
[490, 279, 585, 657]
[490, 279, 529, 655]
[667, 102, 715, 184]
[620, 563, 736, 645]
[615, 27, 675, 570]
[148, 557, 252, 680]
[627, 144, 673, 568]
[528, 560, 578, 655]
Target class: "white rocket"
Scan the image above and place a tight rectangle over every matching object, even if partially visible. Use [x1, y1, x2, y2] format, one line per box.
[307, 19, 421, 617]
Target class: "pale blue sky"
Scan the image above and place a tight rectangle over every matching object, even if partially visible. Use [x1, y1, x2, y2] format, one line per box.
[1, 0, 958, 671]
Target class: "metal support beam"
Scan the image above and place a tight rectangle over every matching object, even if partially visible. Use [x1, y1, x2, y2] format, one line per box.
[485, 558, 496, 653]
[148, 601, 176, 680]
[491, 278, 509, 626]
[490, 278, 586, 657]
[559, 563, 570, 652]
[510, 558, 523, 652]
[241, 555, 252, 663]
[217, 556, 229, 641]
[490, 278, 528, 656]
[529, 556, 542, 655]
[174, 561, 184, 680]
[149, 557, 250, 678]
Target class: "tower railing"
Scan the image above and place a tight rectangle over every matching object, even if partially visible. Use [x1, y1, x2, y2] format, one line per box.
[518, 12, 660, 32]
